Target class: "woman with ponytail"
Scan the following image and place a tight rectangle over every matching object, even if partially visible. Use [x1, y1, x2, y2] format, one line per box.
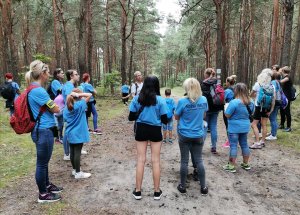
[63, 88, 92, 179]
[222, 75, 237, 147]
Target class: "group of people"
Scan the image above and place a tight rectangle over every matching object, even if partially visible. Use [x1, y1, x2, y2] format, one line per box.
[2, 60, 104, 203]
[1, 61, 295, 203]
[128, 65, 295, 200]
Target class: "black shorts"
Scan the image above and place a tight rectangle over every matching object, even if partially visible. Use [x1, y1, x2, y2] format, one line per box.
[135, 122, 162, 142]
[253, 106, 270, 120]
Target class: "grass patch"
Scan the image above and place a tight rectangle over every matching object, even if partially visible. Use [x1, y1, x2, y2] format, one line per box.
[0, 95, 125, 189]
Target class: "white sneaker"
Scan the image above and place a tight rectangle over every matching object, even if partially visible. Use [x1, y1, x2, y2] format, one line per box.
[75, 171, 91, 179]
[81, 149, 88, 155]
[249, 142, 262, 149]
[266, 135, 277, 141]
[63, 154, 70, 161]
[72, 169, 76, 176]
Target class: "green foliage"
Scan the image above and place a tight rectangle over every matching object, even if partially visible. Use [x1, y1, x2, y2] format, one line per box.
[33, 53, 52, 64]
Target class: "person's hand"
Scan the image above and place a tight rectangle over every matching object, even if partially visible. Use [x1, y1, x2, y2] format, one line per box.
[71, 92, 79, 98]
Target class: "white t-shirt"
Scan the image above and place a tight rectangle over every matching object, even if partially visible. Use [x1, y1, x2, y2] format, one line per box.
[252, 82, 275, 107]
[131, 82, 143, 96]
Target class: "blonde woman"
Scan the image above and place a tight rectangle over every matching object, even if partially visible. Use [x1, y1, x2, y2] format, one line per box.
[27, 60, 62, 203]
[175, 78, 208, 196]
[250, 69, 275, 149]
[224, 83, 254, 172]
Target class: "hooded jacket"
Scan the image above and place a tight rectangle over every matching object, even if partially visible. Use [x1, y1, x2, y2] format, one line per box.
[200, 78, 223, 112]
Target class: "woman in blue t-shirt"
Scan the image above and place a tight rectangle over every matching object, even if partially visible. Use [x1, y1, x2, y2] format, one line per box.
[224, 83, 254, 173]
[63, 88, 92, 179]
[128, 75, 168, 201]
[175, 78, 209, 196]
[81, 73, 102, 135]
[222, 75, 237, 148]
[27, 60, 62, 203]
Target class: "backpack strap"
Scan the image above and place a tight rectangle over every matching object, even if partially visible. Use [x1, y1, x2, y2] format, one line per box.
[135, 83, 138, 96]
[246, 104, 253, 122]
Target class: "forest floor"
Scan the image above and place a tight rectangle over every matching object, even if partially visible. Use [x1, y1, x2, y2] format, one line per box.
[1, 94, 300, 215]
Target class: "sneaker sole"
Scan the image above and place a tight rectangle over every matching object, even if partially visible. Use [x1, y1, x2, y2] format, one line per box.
[132, 194, 142, 200]
[223, 168, 236, 173]
[50, 190, 63, 194]
[38, 198, 61, 203]
[154, 195, 162, 200]
[201, 193, 208, 196]
[242, 167, 251, 170]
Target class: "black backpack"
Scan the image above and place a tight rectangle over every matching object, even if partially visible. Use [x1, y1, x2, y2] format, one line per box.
[47, 81, 56, 100]
[0, 82, 15, 100]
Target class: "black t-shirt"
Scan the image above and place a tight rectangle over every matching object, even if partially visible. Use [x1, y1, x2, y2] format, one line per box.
[281, 75, 293, 99]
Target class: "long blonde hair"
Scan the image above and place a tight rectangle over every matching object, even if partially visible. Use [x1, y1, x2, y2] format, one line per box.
[183, 78, 202, 102]
[257, 69, 272, 86]
[234, 83, 250, 105]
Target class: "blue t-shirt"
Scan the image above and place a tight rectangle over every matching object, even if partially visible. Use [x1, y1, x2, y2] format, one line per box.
[62, 81, 75, 102]
[81, 83, 95, 102]
[225, 88, 234, 103]
[28, 84, 56, 129]
[121, 85, 130, 93]
[129, 95, 168, 126]
[63, 100, 90, 144]
[175, 96, 208, 138]
[225, 99, 254, 133]
[51, 80, 63, 97]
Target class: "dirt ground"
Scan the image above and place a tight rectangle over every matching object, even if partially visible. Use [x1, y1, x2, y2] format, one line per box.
[1, 101, 300, 215]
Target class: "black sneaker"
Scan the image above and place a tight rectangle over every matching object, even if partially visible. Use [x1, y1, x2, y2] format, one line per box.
[279, 125, 285, 129]
[177, 184, 186, 193]
[38, 192, 61, 203]
[47, 183, 63, 194]
[193, 169, 199, 181]
[201, 187, 208, 196]
[283, 127, 291, 132]
[154, 190, 162, 200]
[132, 189, 142, 200]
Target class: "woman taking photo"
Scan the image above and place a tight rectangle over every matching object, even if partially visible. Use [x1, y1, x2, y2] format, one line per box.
[175, 78, 208, 196]
[27, 60, 62, 203]
[128, 75, 168, 201]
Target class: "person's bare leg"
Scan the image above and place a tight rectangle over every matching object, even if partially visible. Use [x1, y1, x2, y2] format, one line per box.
[135, 141, 148, 191]
[150, 141, 162, 192]
[261, 117, 268, 143]
[163, 130, 167, 140]
[251, 120, 260, 142]
[169, 131, 173, 140]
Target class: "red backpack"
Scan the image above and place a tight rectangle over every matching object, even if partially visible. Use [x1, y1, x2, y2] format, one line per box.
[209, 83, 225, 106]
[10, 84, 46, 134]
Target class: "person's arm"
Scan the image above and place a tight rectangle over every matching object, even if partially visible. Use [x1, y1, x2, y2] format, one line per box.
[71, 92, 92, 103]
[280, 76, 289, 84]
[46, 100, 60, 113]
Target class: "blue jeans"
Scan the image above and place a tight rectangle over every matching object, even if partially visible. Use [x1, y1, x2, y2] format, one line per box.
[162, 119, 173, 131]
[269, 106, 280, 136]
[31, 128, 54, 194]
[178, 133, 206, 188]
[55, 114, 64, 139]
[91, 102, 98, 130]
[63, 131, 69, 156]
[206, 112, 219, 149]
[228, 133, 250, 158]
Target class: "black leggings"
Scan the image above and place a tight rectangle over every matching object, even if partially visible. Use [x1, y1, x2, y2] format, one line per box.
[280, 101, 291, 128]
[70, 143, 83, 172]
[122, 93, 129, 104]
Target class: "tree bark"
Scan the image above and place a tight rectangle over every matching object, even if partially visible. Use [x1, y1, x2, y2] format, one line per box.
[290, 4, 300, 80]
[270, 0, 280, 66]
[281, 0, 294, 66]
[52, 0, 61, 68]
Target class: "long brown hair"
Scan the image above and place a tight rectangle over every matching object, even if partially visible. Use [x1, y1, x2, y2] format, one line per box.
[67, 88, 83, 111]
[234, 83, 250, 105]
[204, 68, 216, 78]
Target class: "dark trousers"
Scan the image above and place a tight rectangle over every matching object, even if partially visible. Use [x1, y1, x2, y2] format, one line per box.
[280, 101, 291, 128]
[122, 93, 129, 104]
[70, 143, 83, 172]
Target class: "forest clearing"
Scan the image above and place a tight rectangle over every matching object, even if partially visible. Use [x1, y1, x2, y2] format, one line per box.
[1, 0, 300, 214]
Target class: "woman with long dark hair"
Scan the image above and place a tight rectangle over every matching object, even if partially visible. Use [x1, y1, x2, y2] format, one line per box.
[128, 75, 168, 201]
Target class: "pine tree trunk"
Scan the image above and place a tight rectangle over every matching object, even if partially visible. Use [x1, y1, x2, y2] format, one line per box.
[270, 0, 279, 66]
[52, 0, 61, 68]
[281, 0, 294, 66]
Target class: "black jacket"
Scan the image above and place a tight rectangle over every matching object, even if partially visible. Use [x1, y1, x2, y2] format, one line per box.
[200, 78, 223, 112]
